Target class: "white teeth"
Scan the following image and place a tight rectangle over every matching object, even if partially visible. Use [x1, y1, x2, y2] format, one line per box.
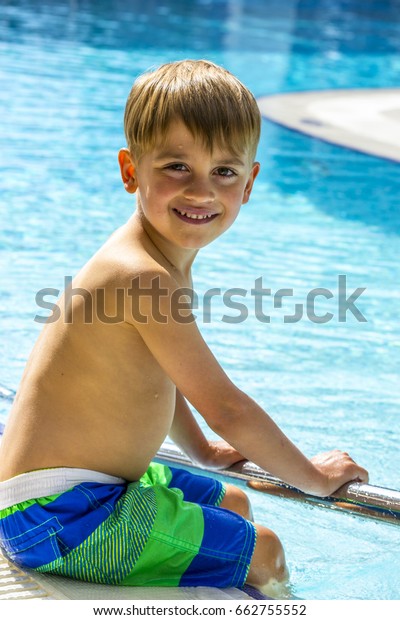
[176, 209, 214, 220]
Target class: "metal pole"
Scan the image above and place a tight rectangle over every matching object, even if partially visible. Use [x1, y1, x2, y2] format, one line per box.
[156, 443, 400, 525]
[1, 386, 399, 524]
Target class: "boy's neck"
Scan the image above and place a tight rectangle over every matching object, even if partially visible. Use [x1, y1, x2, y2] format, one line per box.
[134, 212, 197, 279]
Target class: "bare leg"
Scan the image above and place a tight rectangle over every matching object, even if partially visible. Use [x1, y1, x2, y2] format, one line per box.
[219, 484, 290, 598]
[219, 483, 254, 520]
[246, 523, 290, 598]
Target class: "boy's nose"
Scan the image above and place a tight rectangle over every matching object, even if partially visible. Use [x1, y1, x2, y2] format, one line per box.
[183, 178, 215, 203]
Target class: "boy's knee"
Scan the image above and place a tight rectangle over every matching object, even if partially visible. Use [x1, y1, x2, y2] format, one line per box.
[219, 484, 253, 520]
[247, 524, 289, 594]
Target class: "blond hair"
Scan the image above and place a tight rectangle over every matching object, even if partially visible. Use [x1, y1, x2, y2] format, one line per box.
[123, 60, 261, 162]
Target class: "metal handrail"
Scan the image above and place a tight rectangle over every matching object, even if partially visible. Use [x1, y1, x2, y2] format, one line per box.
[1, 385, 399, 523]
[157, 443, 400, 524]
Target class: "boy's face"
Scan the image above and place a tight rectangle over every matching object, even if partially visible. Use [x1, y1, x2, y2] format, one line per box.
[119, 119, 260, 251]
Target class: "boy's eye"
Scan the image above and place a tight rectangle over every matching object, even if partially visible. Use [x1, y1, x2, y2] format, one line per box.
[165, 163, 188, 172]
[215, 167, 236, 177]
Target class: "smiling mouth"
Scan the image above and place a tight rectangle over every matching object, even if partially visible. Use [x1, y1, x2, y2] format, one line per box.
[173, 208, 218, 224]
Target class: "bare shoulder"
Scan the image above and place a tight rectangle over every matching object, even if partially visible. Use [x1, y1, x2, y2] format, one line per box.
[86, 220, 171, 287]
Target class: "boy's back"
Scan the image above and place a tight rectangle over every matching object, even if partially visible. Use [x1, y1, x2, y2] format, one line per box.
[0, 216, 180, 482]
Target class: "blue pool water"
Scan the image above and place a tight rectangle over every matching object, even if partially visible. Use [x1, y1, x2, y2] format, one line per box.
[1, 0, 399, 600]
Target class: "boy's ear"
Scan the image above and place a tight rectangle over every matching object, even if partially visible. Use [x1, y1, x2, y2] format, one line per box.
[242, 162, 260, 205]
[118, 148, 138, 194]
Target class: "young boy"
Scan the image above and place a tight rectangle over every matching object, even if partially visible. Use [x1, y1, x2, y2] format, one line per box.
[0, 60, 368, 596]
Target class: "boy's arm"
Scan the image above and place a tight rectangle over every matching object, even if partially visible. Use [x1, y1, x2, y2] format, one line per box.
[125, 271, 368, 497]
[169, 389, 246, 469]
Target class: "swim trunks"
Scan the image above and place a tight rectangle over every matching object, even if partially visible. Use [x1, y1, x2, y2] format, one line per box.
[0, 462, 256, 588]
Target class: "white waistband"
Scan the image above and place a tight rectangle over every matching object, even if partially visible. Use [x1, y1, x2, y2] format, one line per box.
[0, 468, 126, 510]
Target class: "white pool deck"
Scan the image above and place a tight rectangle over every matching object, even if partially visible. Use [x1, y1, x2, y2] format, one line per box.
[257, 88, 400, 163]
[0, 548, 254, 601]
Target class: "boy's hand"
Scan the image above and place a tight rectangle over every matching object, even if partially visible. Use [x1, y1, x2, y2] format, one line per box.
[198, 440, 247, 471]
[309, 450, 369, 497]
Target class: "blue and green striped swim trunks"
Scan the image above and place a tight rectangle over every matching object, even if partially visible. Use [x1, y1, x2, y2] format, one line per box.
[0, 462, 256, 588]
